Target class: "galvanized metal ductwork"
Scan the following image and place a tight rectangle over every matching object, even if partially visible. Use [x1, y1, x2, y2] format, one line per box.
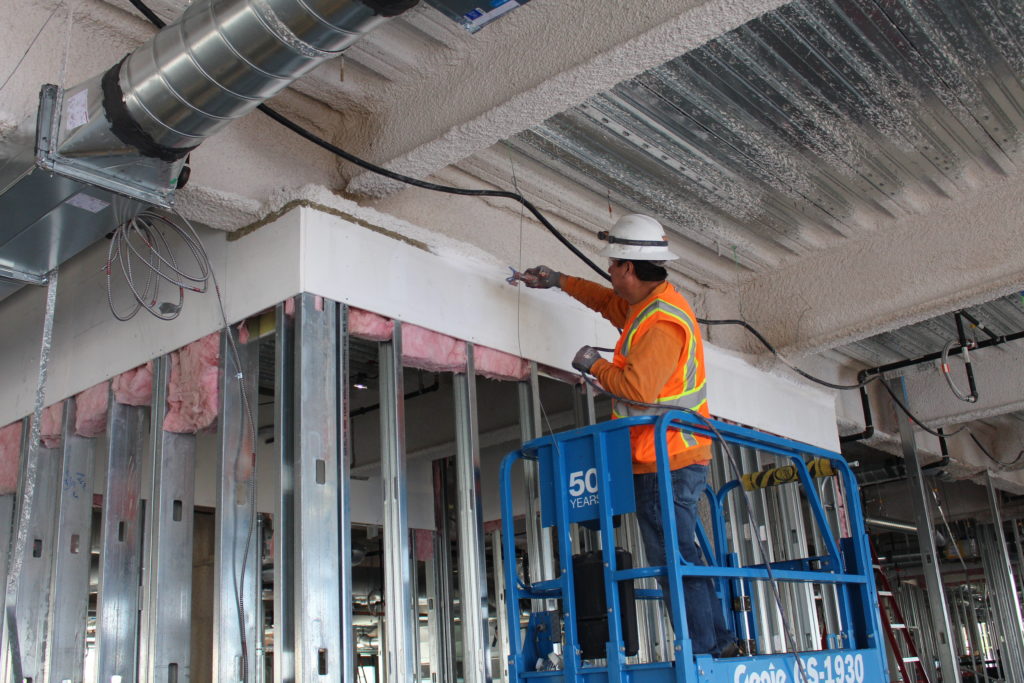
[62, 0, 418, 179]
[0, 0, 417, 302]
[112, 0, 416, 158]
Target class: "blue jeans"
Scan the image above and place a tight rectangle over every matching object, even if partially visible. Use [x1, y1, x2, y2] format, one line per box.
[634, 464, 736, 655]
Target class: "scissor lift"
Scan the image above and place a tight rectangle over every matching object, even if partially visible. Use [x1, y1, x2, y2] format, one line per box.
[499, 411, 889, 683]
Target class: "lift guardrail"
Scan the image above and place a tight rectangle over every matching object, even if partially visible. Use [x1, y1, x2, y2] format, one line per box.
[499, 410, 888, 683]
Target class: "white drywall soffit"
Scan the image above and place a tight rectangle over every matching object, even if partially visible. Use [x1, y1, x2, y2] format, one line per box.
[345, 0, 792, 196]
[0, 202, 839, 450]
[731, 164, 1024, 358]
[300, 205, 841, 450]
[0, 211, 303, 427]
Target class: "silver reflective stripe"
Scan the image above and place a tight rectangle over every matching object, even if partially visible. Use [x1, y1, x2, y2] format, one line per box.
[611, 385, 707, 420]
[622, 299, 694, 356]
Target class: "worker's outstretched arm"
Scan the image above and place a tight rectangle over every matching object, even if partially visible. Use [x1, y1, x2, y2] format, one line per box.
[591, 321, 685, 402]
[560, 276, 629, 329]
[519, 265, 629, 329]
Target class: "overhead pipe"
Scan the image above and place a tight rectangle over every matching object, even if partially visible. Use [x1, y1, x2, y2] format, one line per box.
[57, 0, 418, 170]
[841, 318, 1024, 445]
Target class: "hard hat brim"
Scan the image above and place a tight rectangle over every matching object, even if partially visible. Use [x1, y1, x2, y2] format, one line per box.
[598, 243, 679, 261]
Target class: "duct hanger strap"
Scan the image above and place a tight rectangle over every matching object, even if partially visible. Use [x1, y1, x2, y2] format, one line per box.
[362, 0, 420, 17]
[597, 230, 669, 248]
[101, 59, 197, 163]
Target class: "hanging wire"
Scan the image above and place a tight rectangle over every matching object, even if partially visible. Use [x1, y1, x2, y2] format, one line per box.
[106, 206, 259, 681]
[940, 338, 978, 403]
[105, 209, 211, 321]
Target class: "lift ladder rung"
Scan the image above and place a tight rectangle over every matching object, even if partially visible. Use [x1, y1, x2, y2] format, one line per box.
[891, 623, 906, 629]
[878, 590, 893, 597]
[902, 656, 920, 663]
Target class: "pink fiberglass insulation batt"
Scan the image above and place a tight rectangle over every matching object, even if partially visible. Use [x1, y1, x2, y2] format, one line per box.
[413, 528, 435, 561]
[475, 346, 529, 381]
[75, 381, 109, 437]
[349, 307, 393, 341]
[402, 324, 466, 372]
[113, 363, 153, 406]
[39, 404, 63, 448]
[0, 423, 22, 494]
[163, 332, 221, 434]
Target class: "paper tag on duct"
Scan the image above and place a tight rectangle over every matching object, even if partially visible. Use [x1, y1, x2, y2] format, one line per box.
[66, 192, 109, 213]
[65, 89, 89, 131]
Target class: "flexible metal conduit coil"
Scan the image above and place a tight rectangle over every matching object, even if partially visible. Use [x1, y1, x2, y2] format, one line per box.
[119, 0, 417, 153]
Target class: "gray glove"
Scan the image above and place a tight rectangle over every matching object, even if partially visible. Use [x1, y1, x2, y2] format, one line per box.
[521, 265, 562, 289]
[572, 345, 601, 374]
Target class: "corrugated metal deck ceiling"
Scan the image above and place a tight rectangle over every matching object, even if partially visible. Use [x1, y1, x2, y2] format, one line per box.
[507, 0, 1024, 285]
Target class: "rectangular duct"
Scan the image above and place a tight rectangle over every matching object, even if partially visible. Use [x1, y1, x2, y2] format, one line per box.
[0, 84, 166, 304]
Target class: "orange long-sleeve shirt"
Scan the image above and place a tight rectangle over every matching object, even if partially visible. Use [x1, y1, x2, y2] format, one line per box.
[561, 275, 712, 470]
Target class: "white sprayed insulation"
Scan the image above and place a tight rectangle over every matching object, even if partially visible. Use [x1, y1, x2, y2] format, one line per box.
[730, 162, 1024, 359]
[345, 0, 794, 197]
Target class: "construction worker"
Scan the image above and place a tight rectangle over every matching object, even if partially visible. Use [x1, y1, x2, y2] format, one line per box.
[519, 213, 739, 659]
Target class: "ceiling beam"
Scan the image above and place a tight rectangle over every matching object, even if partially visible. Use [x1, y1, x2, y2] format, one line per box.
[724, 163, 1024, 358]
[344, 0, 792, 197]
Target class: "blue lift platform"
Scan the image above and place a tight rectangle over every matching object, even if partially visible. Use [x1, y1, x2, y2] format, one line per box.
[499, 411, 889, 683]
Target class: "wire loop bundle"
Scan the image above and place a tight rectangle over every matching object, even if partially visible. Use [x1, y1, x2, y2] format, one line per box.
[105, 209, 211, 321]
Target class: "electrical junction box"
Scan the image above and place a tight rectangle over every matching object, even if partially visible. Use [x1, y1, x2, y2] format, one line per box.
[423, 0, 532, 33]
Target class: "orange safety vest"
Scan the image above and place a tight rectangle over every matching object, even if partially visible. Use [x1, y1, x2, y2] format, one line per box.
[610, 284, 711, 473]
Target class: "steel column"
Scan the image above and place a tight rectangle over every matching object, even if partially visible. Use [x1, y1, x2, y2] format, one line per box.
[46, 398, 98, 682]
[517, 364, 554, 610]
[215, 331, 261, 682]
[428, 462, 455, 683]
[454, 345, 491, 683]
[984, 475, 1024, 680]
[490, 528, 510, 683]
[0, 493, 12, 663]
[6, 438, 61, 683]
[95, 399, 149, 683]
[887, 377, 961, 683]
[380, 321, 415, 682]
[274, 302, 296, 683]
[291, 295, 346, 681]
[336, 305, 354, 683]
[774, 479, 820, 650]
[139, 356, 197, 683]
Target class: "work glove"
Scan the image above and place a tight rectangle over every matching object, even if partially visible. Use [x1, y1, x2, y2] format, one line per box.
[572, 345, 601, 374]
[520, 265, 561, 289]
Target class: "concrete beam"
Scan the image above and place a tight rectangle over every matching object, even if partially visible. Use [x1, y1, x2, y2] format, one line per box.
[345, 0, 792, 197]
[727, 165, 1024, 357]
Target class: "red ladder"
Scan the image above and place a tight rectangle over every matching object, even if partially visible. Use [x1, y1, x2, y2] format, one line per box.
[871, 541, 931, 683]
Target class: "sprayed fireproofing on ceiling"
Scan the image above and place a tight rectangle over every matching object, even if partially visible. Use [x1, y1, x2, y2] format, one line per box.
[837, 292, 1024, 367]
[507, 0, 1024, 276]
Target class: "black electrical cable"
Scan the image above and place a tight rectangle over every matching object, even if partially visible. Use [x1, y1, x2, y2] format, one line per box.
[879, 381, 965, 439]
[263, 106, 871, 394]
[127, 0, 877, 396]
[123, 0, 968, 452]
[256, 104, 609, 281]
[128, 0, 166, 27]
[969, 433, 1024, 468]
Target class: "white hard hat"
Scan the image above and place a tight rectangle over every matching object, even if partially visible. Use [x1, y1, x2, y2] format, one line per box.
[597, 214, 678, 261]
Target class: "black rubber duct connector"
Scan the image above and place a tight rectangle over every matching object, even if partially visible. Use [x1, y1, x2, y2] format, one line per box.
[101, 57, 197, 163]
[362, 0, 419, 17]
